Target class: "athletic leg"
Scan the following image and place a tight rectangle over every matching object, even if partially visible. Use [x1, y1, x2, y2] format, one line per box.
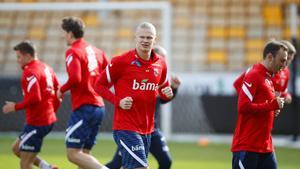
[258, 152, 277, 169]
[149, 130, 172, 169]
[105, 148, 122, 169]
[232, 151, 258, 169]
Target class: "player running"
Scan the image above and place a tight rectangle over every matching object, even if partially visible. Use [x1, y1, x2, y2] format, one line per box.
[232, 40, 288, 169]
[95, 22, 174, 169]
[58, 16, 109, 169]
[105, 46, 181, 169]
[2, 40, 60, 169]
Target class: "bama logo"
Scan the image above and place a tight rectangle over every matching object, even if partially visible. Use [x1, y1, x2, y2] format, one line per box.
[131, 145, 145, 152]
[132, 79, 158, 91]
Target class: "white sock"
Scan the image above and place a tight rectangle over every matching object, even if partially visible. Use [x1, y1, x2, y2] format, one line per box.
[101, 166, 109, 169]
[39, 160, 51, 169]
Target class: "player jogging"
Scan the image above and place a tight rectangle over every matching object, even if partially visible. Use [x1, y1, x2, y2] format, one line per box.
[105, 46, 181, 169]
[232, 40, 288, 169]
[2, 40, 60, 169]
[58, 16, 109, 169]
[95, 22, 174, 169]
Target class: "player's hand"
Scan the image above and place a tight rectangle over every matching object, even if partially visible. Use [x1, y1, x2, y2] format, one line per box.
[56, 88, 63, 102]
[171, 75, 181, 89]
[275, 91, 281, 97]
[161, 86, 173, 99]
[284, 95, 292, 104]
[274, 110, 281, 117]
[119, 97, 133, 110]
[276, 97, 285, 109]
[2, 101, 16, 114]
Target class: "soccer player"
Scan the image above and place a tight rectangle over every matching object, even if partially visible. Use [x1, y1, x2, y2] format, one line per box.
[58, 17, 109, 169]
[271, 40, 296, 104]
[95, 22, 174, 169]
[2, 40, 60, 169]
[231, 40, 288, 169]
[105, 46, 181, 169]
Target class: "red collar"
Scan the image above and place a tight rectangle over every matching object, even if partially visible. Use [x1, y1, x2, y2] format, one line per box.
[133, 49, 159, 65]
[22, 59, 38, 70]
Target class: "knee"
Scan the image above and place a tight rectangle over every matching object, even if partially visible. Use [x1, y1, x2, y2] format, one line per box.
[11, 143, 20, 157]
[66, 150, 78, 163]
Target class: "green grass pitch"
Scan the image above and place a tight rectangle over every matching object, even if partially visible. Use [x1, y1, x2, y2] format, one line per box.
[0, 137, 299, 169]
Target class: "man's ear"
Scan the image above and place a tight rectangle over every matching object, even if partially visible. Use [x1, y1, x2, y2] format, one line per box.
[266, 53, 274, 62]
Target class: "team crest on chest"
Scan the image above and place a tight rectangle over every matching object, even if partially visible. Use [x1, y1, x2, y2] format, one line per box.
[153, 68, 159, 77]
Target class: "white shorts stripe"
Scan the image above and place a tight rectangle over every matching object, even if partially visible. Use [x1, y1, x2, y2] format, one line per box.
[65, 120, 83, 141]
[19, 129, 37, 149]
[242, 84, 253, 101]
[120, 139, 148, 167]
[106, 65, 112, 83]
[239, 160, 245, 169]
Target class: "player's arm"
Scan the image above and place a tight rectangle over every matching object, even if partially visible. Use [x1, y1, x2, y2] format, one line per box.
[60, 50, 82, 94]
[238, 76, 281, 114]
[100, 52, 109, 71]
[158, 61, 173, 101]
[233, 72, 245, 94]
[52, 72, 61, 112]
[281, 70, 292, 104]
[95, 58, 123, 106]
[160, 75, 181, 104]
[3, 73, 42, 113]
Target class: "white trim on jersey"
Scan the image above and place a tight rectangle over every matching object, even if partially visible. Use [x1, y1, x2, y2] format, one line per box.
[27, 76, 37, 93]
[65, 120, 83, 141]
[239, 160, 245, 169]
[66, 54, 73, 67]
[106, 65, 112, 83]
[120, 139, 148, 167]
[242, 84, 253, 101]
[19, 129, 37, 149]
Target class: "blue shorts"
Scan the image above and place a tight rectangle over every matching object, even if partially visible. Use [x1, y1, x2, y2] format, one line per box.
[232, 151, 277, 169]
[19, 123, 54, 152]
[113, 130, 151, 169]
[65, 104, 105, 149]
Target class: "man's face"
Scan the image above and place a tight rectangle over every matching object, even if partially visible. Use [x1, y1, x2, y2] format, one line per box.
[271, 48, 288, 73]
[16, 50, 29, 68]
[135, 27, 156, 53]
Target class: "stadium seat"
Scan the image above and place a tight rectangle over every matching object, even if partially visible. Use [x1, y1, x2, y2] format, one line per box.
[207, 27, 227, 39]
[246, 39, 264, 51]
[117, 28, 132, 39]
[20, 0, 36, 3]
[247, 26, 264, 38]
[245, 51, 262, 66]
[82, 13, 101, 27]
[28, 27, 45, 40]
[283, 26, 300, 39]
[263, 4, 283, 26]
[175, 16, 192, 28]
[266, 27, 282, 39]
[207, 50, 227, 65]
[228, 26, 246, 39]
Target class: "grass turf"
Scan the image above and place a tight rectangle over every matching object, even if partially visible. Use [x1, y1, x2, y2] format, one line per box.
[0, 137, 299, 169]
